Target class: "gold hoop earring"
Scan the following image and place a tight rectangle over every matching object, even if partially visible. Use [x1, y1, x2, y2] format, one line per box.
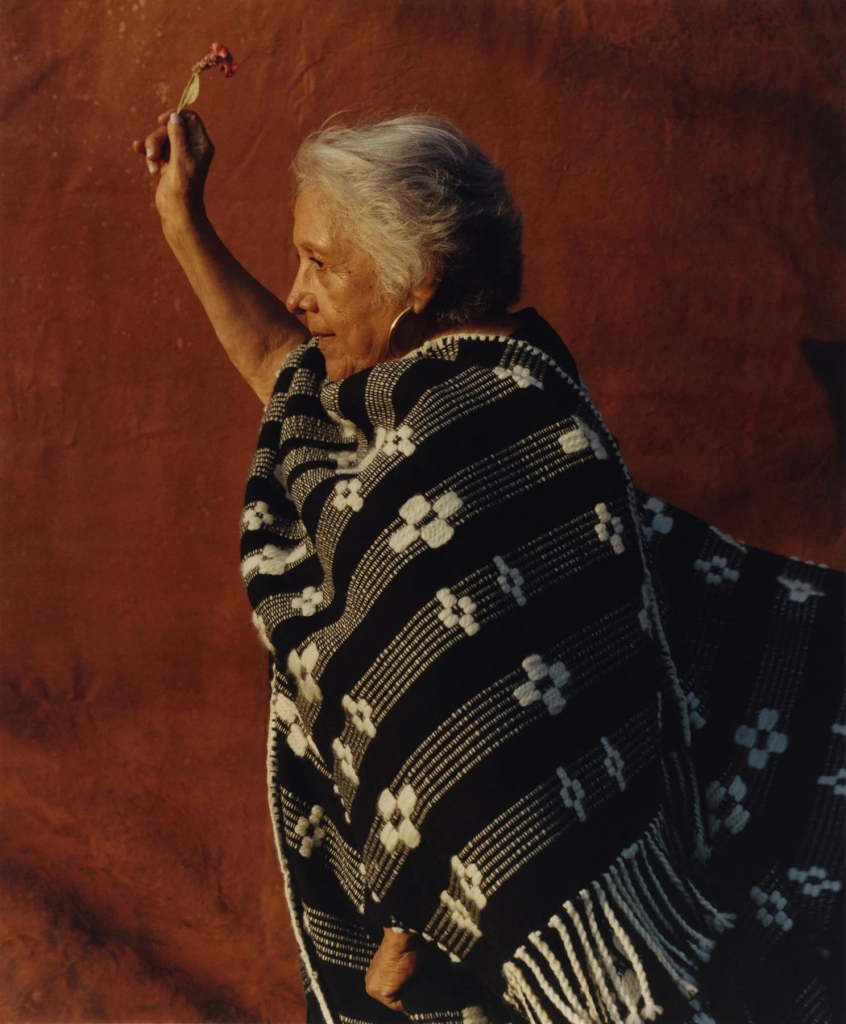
[387, 306, 414, 357]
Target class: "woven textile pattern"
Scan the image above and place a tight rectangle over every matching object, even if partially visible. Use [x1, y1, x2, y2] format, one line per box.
[240, 310, 843, 1023]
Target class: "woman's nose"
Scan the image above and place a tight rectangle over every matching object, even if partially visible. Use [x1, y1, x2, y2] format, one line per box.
[285, 279, 318, 316]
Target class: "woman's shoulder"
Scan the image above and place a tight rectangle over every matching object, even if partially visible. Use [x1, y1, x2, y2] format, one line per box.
[507, 307, 582, 387]
[406, 307, 581, 387]
[375, 309, 585, 434]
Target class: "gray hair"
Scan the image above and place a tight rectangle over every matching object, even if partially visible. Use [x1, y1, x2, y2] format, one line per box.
[290, 112, 523, 330]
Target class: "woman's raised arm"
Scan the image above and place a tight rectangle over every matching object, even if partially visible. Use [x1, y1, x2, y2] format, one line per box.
[132, 109, 310, 404]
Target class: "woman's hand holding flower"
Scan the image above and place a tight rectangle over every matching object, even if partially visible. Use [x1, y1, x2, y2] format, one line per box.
[130, 42, 238, 231]
[131, 108, 215, 232]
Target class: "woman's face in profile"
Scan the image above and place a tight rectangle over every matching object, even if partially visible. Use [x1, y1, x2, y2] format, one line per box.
[287, 188, 399, 381]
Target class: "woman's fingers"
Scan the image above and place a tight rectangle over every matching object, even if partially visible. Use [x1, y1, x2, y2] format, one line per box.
[169, 109, 213, 153]
[132, 107, 212, 188]
[364, 934, 421, 1015]
[144, 125, 170, 163]
[165, 113, 188, 166]
[129, 112, 176, 174]
[183, 111, 213, 153]
[131, 136, 159, 174]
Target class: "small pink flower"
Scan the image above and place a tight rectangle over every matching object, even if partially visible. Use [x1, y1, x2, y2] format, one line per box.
[177, 41, 240, 114]
[192, 41, 239, 78]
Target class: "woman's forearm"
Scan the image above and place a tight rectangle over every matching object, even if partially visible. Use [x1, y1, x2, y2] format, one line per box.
[163, 212, 308, 402]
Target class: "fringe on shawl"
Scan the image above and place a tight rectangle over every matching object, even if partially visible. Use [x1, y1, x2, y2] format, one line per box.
[501, 813, 735, 1024]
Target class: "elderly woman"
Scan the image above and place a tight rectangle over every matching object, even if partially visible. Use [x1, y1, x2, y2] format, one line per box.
[132, 110, 842, 1023]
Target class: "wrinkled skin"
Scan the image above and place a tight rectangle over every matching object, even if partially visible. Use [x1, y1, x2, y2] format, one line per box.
[365, 928, 427, 1014]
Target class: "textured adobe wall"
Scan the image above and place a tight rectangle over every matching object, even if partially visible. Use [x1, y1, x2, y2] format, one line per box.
[1, 0, 843, 1021]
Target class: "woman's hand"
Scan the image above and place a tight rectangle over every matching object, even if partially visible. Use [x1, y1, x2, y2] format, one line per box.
[130, 108, 215, 229]
[365, 928, 424, 1014]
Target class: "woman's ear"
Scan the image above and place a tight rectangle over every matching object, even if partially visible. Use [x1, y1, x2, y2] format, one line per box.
[409, 267, 441, 315]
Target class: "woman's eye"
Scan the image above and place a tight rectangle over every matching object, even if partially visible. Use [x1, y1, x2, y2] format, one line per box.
[309, 257, 325, 269]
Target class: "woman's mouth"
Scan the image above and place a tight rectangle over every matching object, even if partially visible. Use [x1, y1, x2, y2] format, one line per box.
[317, 334, 336, 350]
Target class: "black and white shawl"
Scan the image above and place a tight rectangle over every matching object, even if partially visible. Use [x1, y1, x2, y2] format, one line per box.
[239, 308, 843, 1023]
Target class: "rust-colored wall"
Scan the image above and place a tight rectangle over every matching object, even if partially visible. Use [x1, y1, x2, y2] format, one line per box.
[2, 1, 843, 1021]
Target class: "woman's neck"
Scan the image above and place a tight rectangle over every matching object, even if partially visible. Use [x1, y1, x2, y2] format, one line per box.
[429, 310, 521, 343]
